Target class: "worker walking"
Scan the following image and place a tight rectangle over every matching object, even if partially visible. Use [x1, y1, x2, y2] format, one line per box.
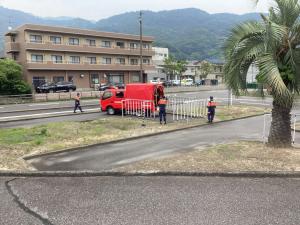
[74, 93, 84, 113]
[207, 96, 216, 123]
[158, 96, 168, 125]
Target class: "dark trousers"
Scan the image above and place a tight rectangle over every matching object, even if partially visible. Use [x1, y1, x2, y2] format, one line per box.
[74, 103, 82, 112]
[159, 109, 166, 124]
[208, 111, 215, 122]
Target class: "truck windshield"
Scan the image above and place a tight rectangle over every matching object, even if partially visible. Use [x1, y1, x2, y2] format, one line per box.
[102, 91, 113, 100]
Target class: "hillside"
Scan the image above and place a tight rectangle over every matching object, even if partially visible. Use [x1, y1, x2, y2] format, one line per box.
[0, 7, 260, 60]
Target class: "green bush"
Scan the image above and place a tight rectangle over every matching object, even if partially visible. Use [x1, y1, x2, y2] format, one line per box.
[0, 59, 31, 95]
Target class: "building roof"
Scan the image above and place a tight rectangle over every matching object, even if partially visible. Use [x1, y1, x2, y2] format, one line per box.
[5, 24, 154, 42]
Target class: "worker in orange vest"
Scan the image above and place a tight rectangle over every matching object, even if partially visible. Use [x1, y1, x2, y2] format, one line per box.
[158, 96, 168, 125]
[74, 93, 84, 113]
[207, 96, 216, 123]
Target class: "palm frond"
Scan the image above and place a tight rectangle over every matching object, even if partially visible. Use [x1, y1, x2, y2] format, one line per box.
[257, 54, 293, 105]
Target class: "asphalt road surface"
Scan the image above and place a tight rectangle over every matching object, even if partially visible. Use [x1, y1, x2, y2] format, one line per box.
[1, 176, 299, 225]
[28, 115, 300, 171]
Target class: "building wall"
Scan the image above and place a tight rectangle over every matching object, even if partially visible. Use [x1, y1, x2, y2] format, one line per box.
[5, 24, 155, 88]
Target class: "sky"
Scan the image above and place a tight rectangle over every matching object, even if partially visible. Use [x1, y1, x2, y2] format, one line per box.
[0, 0, 274, 21]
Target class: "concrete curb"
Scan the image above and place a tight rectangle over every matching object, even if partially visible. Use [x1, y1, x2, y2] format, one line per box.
[0, 171, 299, 178]
[0, 109, 102, 123]
[24, 113, 265, 160]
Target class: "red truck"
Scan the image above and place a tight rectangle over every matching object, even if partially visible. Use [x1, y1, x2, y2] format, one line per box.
[100, 83, 164, 115]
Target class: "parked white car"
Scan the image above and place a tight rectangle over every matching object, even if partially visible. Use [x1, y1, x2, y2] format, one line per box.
[181, 78, 194, 86]
[171, 80, 181, 86]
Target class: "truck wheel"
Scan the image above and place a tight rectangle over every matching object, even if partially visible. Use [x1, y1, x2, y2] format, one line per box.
[107, 107, 115, 115]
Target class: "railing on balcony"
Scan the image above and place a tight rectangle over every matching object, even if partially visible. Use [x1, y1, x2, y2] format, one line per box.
[25, 40, 153, 52]
[26, 60, 155, 71]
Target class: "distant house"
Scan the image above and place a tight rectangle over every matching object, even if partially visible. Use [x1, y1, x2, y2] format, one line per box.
[182, 59, 224, 83]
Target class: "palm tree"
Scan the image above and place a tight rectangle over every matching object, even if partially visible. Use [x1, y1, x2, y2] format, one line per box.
[224, 0, 300, 147]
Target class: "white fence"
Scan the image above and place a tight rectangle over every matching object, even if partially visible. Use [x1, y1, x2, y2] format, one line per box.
[121, 99, 155, 118]
[121, 96, 209, 122]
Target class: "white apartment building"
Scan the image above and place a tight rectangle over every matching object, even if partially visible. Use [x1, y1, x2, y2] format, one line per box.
[147, 47, 169, 81]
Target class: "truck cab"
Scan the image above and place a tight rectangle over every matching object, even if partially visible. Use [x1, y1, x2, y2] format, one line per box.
[100, 89, 125, 115]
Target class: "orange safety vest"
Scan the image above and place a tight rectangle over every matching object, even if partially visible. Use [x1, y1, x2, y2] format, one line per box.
[158, 99, 168, 105]
[207, 101, 216, 107]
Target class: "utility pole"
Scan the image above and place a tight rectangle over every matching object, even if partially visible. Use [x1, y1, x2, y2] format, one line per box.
[139, 11, 143, 82]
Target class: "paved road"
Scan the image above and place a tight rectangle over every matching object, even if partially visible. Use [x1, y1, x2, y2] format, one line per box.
[0, 112, 106, 129]
[0, 99, 99, 113]
[28, 115, 300, 171]
[1, 176, 299, 225]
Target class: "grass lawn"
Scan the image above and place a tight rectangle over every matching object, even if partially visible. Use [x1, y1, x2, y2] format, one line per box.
[0, 105, 267, 170]
[113, 141, 300, 173]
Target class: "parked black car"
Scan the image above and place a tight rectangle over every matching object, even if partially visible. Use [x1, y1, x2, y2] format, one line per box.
[98, 83, 125, 91]
[36, 82, 76, 93]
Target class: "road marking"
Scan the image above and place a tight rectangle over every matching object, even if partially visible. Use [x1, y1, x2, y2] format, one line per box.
[29, 103, 60, 107]
[0, 108, 100, 120]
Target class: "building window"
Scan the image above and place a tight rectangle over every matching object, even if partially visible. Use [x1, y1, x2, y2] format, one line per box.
[68, 76, 74, 82]
[142, 58, 150, 65]
[130, 58, 138, 65]
[87, 57, 97, 64]
[101, 41, 111, 48]
[11, 36, 16, 42]
[50, 36, 61, 44]
[53, 76, 64, 83]
[30, 35, 42, 43]
[116, 58, 125, 65]
[51, 55, 63, 64]
[108, 73, 124, 84]
[143, 43, 149, 49]
[102, 57, 111, 64]
[31, 54, 43, 63]
[86, 39, 96, 46]
[116, 41, 125, 48]
[69, 38, 79, 45]
[91, 74, 99, 85]
[130, 43, 138, 49]
[32, 76, 46, 88]
[12, 53, 18, 61]
[69, 56, 80, 64]
[131, 73, 140, 83]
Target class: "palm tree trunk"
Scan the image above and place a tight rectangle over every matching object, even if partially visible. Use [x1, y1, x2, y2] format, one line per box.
[268, 100, 292, 148]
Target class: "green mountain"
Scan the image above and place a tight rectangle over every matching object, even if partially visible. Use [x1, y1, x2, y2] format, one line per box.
[0, 7, 260, 60]
[95, 8, 260, 60]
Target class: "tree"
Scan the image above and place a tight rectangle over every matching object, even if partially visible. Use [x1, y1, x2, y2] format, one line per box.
[0, 59, 31, 95]
[199, 61, 213, 80]
[162, 56, 177, 80]
[175, 60, 187, 80]
[162, 56, 187, 80]
[224, 0, 300, 147]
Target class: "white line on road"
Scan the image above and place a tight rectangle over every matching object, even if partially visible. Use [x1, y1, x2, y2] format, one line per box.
[29, 103, 60, 107]
[0, 108, 100, 120]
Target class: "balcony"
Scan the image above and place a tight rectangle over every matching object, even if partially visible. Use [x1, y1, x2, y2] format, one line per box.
[26, 60, 155, 71]
[5, 42, 20, 53]
[24, 41, 155, 57]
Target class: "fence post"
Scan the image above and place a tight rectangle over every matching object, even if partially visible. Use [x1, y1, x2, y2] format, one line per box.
[293, 114, 297, 144]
